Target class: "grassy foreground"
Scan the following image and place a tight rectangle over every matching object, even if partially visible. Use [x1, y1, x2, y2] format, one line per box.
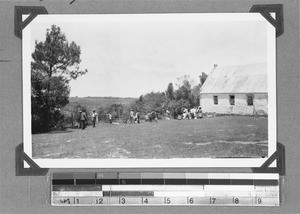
[32, 116, 268, 159]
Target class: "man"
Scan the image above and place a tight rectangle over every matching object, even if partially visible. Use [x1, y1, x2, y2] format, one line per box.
[91, 109, 98, 127]
[78, 110, 82, 129]
[130, 109, 134, 123]
[80, 109, 88, 130]
[136, 111, 140, 124]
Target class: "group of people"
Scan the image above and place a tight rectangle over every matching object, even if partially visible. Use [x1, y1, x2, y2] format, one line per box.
[128, 107, 202, 124]
[78, 109, 98, 130]
[129, 109, 141, 124]
[128, 109, 159, 124]
[77, 106, 203, 129]
[172, 106, 203, 120]
[145, 111, 159, 123]
[78, 109, 114, 130]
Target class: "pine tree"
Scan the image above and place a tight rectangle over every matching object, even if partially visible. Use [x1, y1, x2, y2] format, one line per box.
[31, 25, 88, 132]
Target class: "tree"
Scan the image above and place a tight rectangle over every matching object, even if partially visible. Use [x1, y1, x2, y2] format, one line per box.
[199, 72, 208, 88]
[32, 25, 87, 81]
[166, 82, 175, 100]
[175, 75, 193, 102]
[191, 83, 201, 107]
[142, 92, 167, 113]
[31, 25, 88, 132]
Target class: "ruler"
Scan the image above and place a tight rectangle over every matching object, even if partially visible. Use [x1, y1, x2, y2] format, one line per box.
[51, 173, 279, 206]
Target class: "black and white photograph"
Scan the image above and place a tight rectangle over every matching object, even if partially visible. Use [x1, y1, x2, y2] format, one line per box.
[22, 13, 276, 168]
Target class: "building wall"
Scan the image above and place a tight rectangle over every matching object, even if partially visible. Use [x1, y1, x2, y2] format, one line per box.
[200, 93, 268, 115]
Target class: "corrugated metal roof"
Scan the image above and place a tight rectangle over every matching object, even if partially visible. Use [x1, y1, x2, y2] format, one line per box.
[200, 62, 267, 94]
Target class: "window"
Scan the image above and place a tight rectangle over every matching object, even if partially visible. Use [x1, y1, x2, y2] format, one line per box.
[247, 94, 254, 106]
[229, 95, 235, 105]
[213, 96, 218, 105]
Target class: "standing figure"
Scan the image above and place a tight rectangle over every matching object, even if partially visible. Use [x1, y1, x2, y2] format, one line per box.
[130, 109, 134, 124]
[182, 108, 188, 119]
[154, 111, 158, 123]
[78, 110, 82, 129]
[187, 108, 191, 120]
[91, 109, 98, 127]
[166, 108, 170, 120]
[173, 108, 177, 119]
[136, 111, 140, 124]
[198, 106, 203, 118]
[80, 109, 88, 130]
[107, 113, 112, 124]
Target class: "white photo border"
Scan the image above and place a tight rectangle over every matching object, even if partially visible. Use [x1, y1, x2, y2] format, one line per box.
[22, 13, 276, 168]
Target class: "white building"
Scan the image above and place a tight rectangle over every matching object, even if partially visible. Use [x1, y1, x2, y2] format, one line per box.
[200, 63, 268, 115]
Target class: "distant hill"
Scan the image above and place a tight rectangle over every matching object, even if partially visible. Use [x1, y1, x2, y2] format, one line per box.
[65, 96, 137, 110]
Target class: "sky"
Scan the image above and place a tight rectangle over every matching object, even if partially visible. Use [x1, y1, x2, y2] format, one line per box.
[27, 14, 270, 98]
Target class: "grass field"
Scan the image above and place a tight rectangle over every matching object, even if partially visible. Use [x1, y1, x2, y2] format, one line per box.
[32, 116, 268, 159]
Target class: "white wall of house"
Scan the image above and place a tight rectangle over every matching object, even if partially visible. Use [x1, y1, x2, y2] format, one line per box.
[200, 93, 268, 115]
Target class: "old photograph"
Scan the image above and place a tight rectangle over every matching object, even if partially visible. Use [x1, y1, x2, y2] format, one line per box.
[22, 14, 276, 167]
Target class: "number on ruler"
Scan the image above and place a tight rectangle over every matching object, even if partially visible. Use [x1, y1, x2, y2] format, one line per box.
[166, 198, 171, 204]
[189, 198, 194, 204]
[257, 198, 262, 204]
[75, 198, 80, 204]
[120, 197, 126, 204]
[143, 198, 148, 204]
[210, 197, 216, 204]
[234, 198, 239, 204]
[95, 198, 103, 204]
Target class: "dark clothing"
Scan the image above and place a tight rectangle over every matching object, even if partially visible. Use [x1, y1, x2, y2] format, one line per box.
[80, 112, 88, 129]
[78, 113, 82, 129]
[92, 118, 96, 127]
[80, 120, 86, 130]
[137, 113, 140, 124]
